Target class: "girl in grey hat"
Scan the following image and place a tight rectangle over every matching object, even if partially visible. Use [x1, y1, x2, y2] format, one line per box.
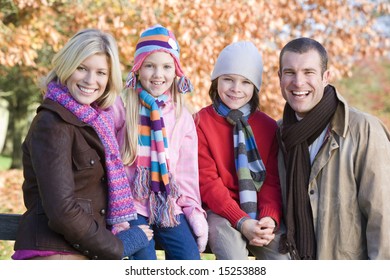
[196, 41, 289, 260]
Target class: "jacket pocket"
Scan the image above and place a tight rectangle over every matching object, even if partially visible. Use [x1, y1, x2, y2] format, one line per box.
[72, 148, 101, 171]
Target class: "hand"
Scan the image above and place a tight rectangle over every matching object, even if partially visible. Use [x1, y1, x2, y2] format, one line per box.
[137, 224, 153, 241]
[111, 221, 130, 235]
[187, 214, 209, 253]
[241, 217, 276, 247]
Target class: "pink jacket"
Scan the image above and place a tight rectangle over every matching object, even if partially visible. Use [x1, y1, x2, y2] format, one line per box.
[112, 96, 206, 222]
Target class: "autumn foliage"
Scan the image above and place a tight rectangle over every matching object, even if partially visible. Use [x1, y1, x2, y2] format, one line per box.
[0, 0, 389, 259]
[1, 0, 389, 119]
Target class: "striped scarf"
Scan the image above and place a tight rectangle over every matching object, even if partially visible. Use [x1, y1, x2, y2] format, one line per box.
[45, 81, 137, 225]
[133, 82, 179, 227]
[214, 98, 266, 219]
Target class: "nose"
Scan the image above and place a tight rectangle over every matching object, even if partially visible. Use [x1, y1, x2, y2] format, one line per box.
[152, 66, 163, 77]
[292, 72, 305, 87]
[83, 71, 96, 84]
[230, 81, 241, 92]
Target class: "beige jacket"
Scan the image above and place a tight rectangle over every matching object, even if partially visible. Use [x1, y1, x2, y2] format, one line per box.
[278, 92, 390, 259]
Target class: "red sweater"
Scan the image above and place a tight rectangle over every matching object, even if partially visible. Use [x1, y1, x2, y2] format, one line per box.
[196, 105, 282, 228]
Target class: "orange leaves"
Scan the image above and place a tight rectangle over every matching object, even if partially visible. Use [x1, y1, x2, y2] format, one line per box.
[0, 170, 25, 214]
[0, 0, 388, 120]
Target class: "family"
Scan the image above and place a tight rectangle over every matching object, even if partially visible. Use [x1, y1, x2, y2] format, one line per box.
[12, 24, 390, 260]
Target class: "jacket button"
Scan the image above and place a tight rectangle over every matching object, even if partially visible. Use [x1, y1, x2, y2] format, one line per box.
[100, 209, 106, 215]
[101, 177, 106, 182]
[83, 250, 89, 255]
[90, 159, 95, 165]
[309, 190, 315, 195]
[73, 244, 80, 249]
[92, 255, 98, 260]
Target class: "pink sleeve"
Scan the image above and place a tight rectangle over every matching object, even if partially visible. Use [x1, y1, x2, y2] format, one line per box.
[172, 109, 206, 219]
[110, 96, 126, 146]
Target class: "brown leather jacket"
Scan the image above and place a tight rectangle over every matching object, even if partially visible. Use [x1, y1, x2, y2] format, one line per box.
[14, 99, 124, 259]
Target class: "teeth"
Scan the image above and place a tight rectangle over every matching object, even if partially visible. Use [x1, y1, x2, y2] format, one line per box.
[293, 91, 309, 95]
[79, 86, 95, 94]
[152, 82, 164, 85]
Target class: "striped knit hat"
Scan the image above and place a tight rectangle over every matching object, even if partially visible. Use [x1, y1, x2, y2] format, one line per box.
[126, 24, 193, 93]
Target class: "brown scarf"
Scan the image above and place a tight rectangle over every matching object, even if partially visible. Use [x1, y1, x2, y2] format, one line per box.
[279, 85, 339, 259]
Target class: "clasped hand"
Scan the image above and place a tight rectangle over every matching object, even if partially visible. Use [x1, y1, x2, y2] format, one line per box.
[240, 216, 276, 247]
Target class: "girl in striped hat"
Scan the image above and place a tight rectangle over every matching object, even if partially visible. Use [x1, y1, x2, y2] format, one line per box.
[114, 24, 207, 260]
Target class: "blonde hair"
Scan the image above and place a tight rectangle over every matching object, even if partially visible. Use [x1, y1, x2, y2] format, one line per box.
[121, 78, 187, 165]
[40, 28, 122, 109]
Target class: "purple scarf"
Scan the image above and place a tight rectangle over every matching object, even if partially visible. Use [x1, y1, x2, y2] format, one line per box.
[45, 81, 137, 225]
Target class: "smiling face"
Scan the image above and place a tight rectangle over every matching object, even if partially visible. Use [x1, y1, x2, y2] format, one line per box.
[217, 74, 255, 110]
[138, 51, 176, 97]
[279, 50, 330, 118]
[66, 53, 109, 105]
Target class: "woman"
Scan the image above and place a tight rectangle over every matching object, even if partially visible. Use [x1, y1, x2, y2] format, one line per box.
[12, 28, 152, 260]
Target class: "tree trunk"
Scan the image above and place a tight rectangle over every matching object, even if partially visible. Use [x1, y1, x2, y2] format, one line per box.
[9, 93, 30, 169]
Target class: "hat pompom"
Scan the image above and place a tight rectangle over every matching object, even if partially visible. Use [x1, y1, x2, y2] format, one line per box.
[125, 71, 137, 89]
[177, 76, 193, 94]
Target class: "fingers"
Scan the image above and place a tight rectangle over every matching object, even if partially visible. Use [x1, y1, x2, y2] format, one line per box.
[111, 222, 130, 235]
[138, 225, 154, 241]
[257, 218, 276, 232]
[249, 233, 275, 247]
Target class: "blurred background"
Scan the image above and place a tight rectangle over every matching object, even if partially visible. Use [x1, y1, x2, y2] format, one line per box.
[0, 0, 389, 259]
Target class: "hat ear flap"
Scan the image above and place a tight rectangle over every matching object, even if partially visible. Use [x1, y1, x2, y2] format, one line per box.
[177, 76, 193, 94]
[125, 72, 137, 89]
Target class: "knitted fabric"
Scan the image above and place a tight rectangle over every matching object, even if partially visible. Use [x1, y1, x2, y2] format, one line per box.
[117, 226, 149, 258]
[280, 85, 339, 259]
[213, 98, 266, 219]
[211, 41, 263, 91]
[125, 24, 193, 94]
[133, 82, 179, 227]
[45, 82, 137, 225]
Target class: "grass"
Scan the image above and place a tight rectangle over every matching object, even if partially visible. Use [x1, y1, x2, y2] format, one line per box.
[333, 58, 390, 129]
[0, 155, 11, 171]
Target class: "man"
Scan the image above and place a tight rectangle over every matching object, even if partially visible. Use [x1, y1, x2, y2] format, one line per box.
[277, 37, 390, 260]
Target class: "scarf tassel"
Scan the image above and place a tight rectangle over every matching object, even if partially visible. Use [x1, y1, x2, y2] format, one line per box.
[133, 166, 151, 199]
[177, 76, 193, 94]
[148, 191, 180, 227]
[279, 233, 301, 260]
[168, 173, 180, 198]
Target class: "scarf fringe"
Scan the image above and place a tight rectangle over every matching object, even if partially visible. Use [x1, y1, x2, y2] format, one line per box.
[279, 233, 301, 260]
[168, 172, 180, 198]
[133, 166, 151, 199]
[148, 191, 180, 227]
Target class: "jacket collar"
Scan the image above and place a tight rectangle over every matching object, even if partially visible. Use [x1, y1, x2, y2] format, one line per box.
[330, 90, 349, 138]
[38, 98, 89, 127]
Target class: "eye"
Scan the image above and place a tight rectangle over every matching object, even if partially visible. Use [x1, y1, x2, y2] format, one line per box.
[243, 80, 252, 85]
[97, 70, 107, 76]
[143, 63, 153, 68]
[77, 66, 87, 71]
[164, 65, 173, 70]
[283, 70, 294, 75]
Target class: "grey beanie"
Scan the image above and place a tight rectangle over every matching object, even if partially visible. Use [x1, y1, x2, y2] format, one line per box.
[211, 41, 263, 90]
